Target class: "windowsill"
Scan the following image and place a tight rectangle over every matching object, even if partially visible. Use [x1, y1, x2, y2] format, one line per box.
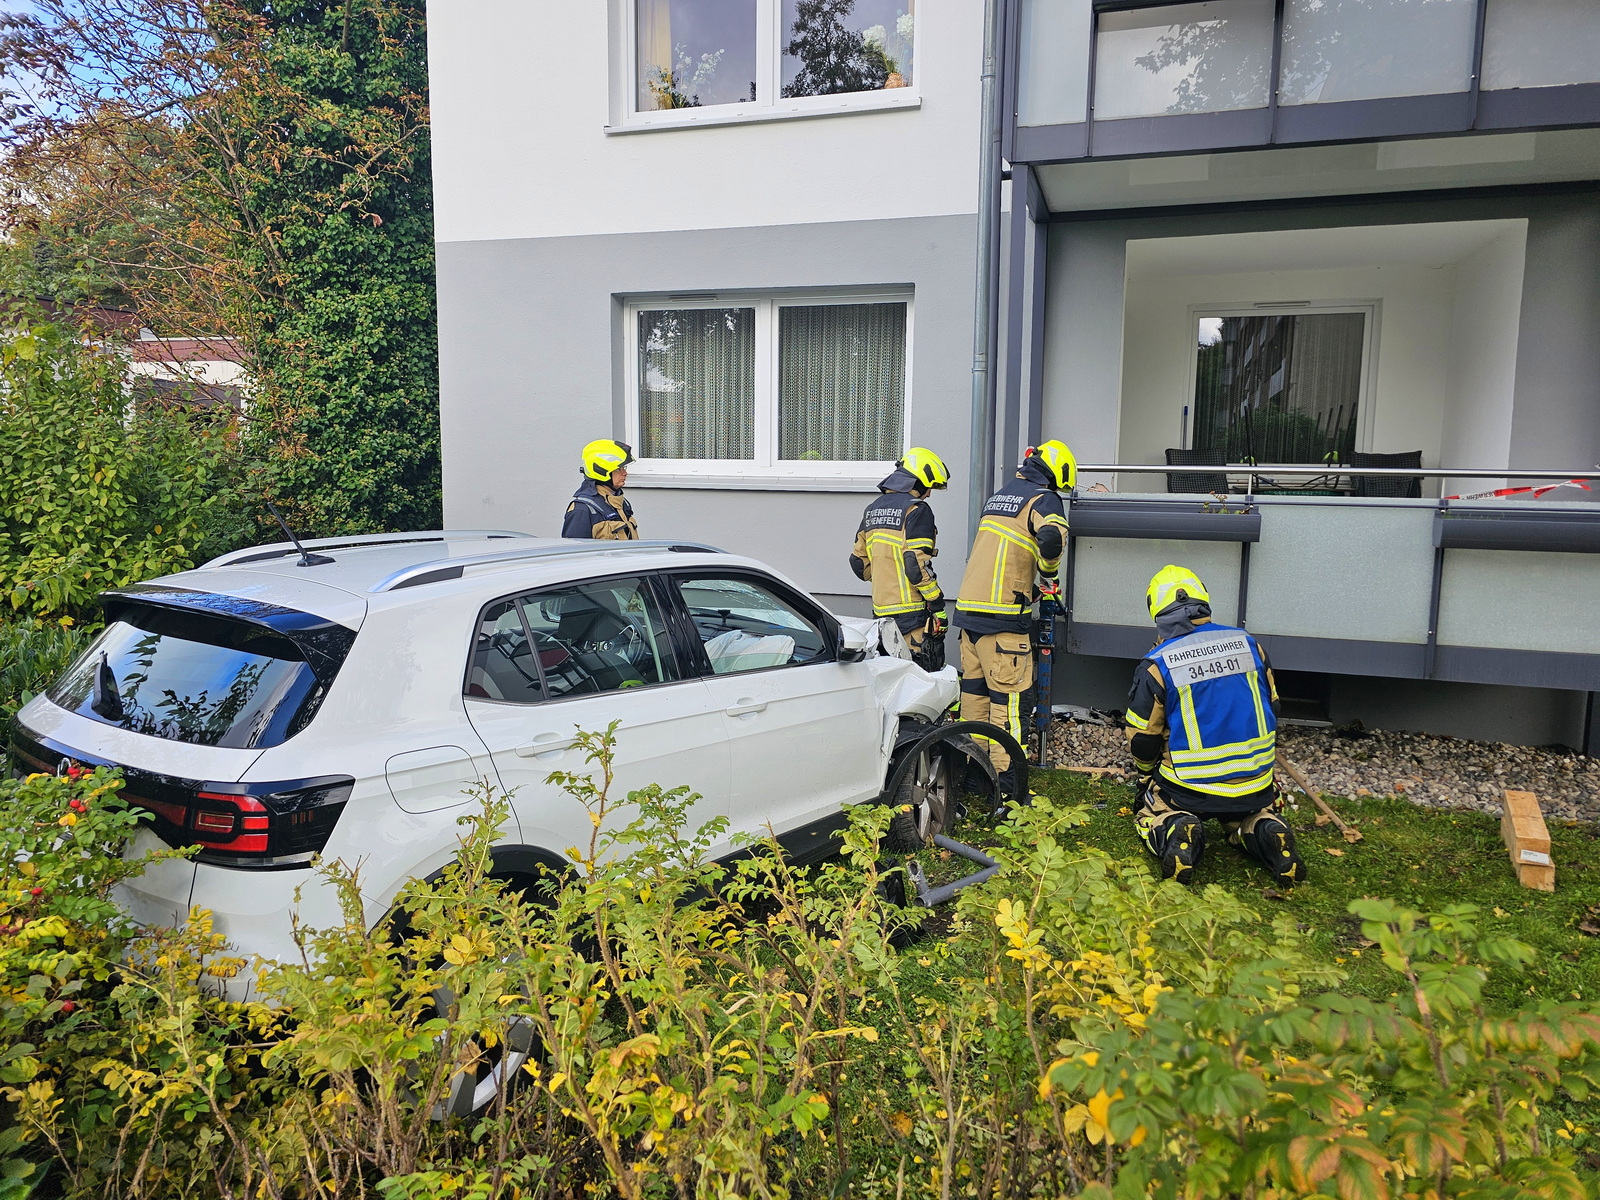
[606, 88, 921, 135]
[628, 468, 887, 493]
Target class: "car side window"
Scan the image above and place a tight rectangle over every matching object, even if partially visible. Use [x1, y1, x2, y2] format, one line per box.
[674, 575, 829, 674]
[466, 599, 545, 703]
[518, 576, 679, 699]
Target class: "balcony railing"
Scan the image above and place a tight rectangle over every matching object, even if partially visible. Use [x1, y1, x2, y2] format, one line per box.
[1058, 467, 1600, 694]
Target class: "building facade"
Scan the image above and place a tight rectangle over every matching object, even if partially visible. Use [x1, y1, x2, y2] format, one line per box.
[428, 0, 1600, 751]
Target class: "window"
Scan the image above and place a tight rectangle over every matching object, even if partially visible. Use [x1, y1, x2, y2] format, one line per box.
[1483, 0, 1600, 91]
[625, 0, 917, 128]
[673, 574, 829, 673]
[1278, 0, 1477, 106]
[629, 291, 911, 480]
[466, 579, 679, 703]
[50, 605, 327, 749]
[1093, 0, 1274, 120]
[1189, 308, 1372, 464]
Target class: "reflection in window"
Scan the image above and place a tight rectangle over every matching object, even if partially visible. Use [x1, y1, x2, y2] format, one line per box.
[1484, 0, 1600, 91]
[1193, 312, 1365, 464]
[782, 0, 915, 98]
[636, 0, 757, 111]
[778, 302, 906, 461]
[677, 576, 828, 673]
[1278, 0, 1476, 106]
[1093, 0, 1274, 120]
[520, 579, 679, 699]
[638, 308, 756, 459]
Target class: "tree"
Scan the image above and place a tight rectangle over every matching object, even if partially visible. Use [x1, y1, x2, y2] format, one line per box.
[0, 0, 441, 535]
[782, 0, 891, 99]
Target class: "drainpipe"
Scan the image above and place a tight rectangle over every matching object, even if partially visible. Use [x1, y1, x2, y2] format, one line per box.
[968, 0, 1006, 540]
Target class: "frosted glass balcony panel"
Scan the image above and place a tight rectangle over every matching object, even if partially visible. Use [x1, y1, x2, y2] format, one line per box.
[1483, 0, 1600, 91]
[1093, 0, 1274, 121]
[1278, 0, 1477, 106]
[1018, 0, 1092, 126]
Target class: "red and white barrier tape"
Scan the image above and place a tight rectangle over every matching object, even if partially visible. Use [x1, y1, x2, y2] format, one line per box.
[1444, 479, 1594, 501]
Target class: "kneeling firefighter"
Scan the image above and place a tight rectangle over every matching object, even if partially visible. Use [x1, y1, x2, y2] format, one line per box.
[563, 439, 638, 540]
[1124, 565, 1305, 886]
[848, 448, 950, 669]
[953, 440, 1075, 793]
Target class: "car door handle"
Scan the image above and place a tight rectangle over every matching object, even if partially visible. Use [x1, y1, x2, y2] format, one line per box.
[516, 734, 576, 757]
[725, 699, 767, 717]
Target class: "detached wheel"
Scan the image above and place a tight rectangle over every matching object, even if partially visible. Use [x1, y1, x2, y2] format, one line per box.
[884, 743, 951, 852]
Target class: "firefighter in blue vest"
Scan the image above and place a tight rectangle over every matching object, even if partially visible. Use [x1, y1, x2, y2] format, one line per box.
[562, 439, 639, 540]
[1124, 565, 1305, 886]
[848, 448, 950, 667]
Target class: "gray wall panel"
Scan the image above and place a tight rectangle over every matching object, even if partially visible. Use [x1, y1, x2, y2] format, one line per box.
[435, 214, 977, 601]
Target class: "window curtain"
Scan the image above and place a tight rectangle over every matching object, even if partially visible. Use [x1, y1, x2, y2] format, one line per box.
[638, 308, 755, 459]
[636, 0, 673, 110]
[778, 302, 906, 461]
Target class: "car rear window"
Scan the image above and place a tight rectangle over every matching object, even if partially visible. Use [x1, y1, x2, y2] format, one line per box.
[49, 604, 331, 749]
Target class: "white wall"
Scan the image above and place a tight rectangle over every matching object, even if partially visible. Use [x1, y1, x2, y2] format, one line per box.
[1117, 262, 1457, 487]
[426, 0, 983, 244]
[1441, 226, 1528, 495]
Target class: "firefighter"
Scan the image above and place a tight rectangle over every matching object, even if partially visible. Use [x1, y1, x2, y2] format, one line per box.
[1124, 565, 1305, 887]
[562, 439, 639, 540]
[953, 440, 1075, 791]
[848, 447, 950, 667]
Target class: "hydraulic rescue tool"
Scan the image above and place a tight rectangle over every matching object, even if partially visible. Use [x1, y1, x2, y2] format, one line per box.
[1033, 584, 1064, 767]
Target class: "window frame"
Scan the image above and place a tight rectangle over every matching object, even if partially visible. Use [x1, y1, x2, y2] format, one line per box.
[461, 573, 690, 707]
[1182, 300, 1381, 458]
[660, 567, 841, 678]
[612, 0, 922, 134]
[623, 288, 914, 488]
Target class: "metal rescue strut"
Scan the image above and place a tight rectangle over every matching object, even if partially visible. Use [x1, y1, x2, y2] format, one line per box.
[881, 719, 1029, 908]
[1033, 588, 1063, 768]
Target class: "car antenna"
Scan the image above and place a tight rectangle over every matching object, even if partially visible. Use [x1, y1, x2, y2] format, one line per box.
[265, 499, 336, 567]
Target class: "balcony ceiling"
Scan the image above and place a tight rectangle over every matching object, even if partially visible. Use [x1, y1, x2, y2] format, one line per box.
[1035, 128, 1600, 214]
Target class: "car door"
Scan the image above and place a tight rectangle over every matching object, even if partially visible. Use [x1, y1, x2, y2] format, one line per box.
[665, 571, 884, 848]
[463, 574, 731, 865]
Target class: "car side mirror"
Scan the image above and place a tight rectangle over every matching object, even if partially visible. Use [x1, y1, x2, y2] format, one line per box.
[838, 624, 869, 663]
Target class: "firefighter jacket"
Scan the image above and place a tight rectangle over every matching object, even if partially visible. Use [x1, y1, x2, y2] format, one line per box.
[848, 468, 942, 630]
[952, 458, 1068, 636]
[1124, 603, 1280, 813]
[561, 479, 638, 540]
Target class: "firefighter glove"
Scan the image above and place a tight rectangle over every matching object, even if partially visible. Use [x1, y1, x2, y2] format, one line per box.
[929, 607, 948, 637]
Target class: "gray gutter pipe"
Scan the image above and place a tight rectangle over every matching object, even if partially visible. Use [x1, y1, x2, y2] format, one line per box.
[968, 0, 1005, 540]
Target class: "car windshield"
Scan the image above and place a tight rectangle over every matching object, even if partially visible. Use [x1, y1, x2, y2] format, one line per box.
[49, 604, 327, 749]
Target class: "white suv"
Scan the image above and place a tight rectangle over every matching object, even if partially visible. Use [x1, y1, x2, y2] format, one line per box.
[11, 532, 960, 974]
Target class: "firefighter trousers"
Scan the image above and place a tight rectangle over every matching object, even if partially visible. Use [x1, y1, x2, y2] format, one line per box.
[958, 630, 1033, 772]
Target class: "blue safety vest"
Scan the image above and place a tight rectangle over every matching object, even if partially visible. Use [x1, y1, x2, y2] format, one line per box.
[1141, 622, 1276, 800]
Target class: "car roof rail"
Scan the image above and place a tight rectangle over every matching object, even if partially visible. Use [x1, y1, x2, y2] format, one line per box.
[369, 540, 725, 594]
[201, 530, 537, 570]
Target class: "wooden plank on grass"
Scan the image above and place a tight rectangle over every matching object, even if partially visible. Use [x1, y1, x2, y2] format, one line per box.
[1502, 789, 1555, 892]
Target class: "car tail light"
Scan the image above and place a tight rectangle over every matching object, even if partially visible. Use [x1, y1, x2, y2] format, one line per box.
[184, 778, 354, 868]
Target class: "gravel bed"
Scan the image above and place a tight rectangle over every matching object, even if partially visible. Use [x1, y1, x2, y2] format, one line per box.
[1043, 717, 1600, 823]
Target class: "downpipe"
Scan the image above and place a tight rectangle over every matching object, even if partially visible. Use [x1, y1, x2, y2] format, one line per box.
[967, 0, 1006, 542]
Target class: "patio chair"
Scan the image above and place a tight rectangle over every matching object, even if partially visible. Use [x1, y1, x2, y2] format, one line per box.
[1349, 450, 1423, 498]
[1165, 448, 1229, 494]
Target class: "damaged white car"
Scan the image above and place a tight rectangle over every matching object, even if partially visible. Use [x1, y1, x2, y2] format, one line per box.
[12, 531, 1000, 980]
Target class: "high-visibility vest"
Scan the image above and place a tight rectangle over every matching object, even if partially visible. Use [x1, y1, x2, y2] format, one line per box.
[954, 482, 1066, 622]
[852, 491, 941, 618]
[1136, 622, 1276, 799]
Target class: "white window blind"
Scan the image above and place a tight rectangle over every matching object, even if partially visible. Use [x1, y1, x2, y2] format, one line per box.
[778, 302, 906, 461]
[638, 308, 756, 459]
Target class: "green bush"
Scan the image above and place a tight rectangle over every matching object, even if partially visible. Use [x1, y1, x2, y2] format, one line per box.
[3, 733, 1597, 1200]
[0, 312, 246, 621]
[0, 617, 91, 728]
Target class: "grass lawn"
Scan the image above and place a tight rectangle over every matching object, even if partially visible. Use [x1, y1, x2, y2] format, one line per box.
[950, 768, 1600, 1014]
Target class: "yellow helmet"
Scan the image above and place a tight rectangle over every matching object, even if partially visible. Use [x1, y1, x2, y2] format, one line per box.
[1147, 565, 1211, 621]
[1025, 439, 1077, 490]
[581, 438, 635, 482]
[899, 446, 950, 490]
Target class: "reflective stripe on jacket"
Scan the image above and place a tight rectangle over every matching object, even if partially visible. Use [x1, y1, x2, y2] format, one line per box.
[1135, 622, 1277, 800]
[562, 480, 638, 540]
[952, 465, 1068, 636]
[849, 468, 941, 619]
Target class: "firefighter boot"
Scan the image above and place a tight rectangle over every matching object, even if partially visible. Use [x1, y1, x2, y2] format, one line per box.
[1238, 815, 1305, 887]
[1141, 811, 1205, 884]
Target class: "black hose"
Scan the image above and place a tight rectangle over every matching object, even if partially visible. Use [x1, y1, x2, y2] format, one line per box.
[878, 719, 1029, 824]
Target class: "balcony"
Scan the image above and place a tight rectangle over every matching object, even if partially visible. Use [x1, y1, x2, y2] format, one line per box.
[1060, 465, 1600, 696]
